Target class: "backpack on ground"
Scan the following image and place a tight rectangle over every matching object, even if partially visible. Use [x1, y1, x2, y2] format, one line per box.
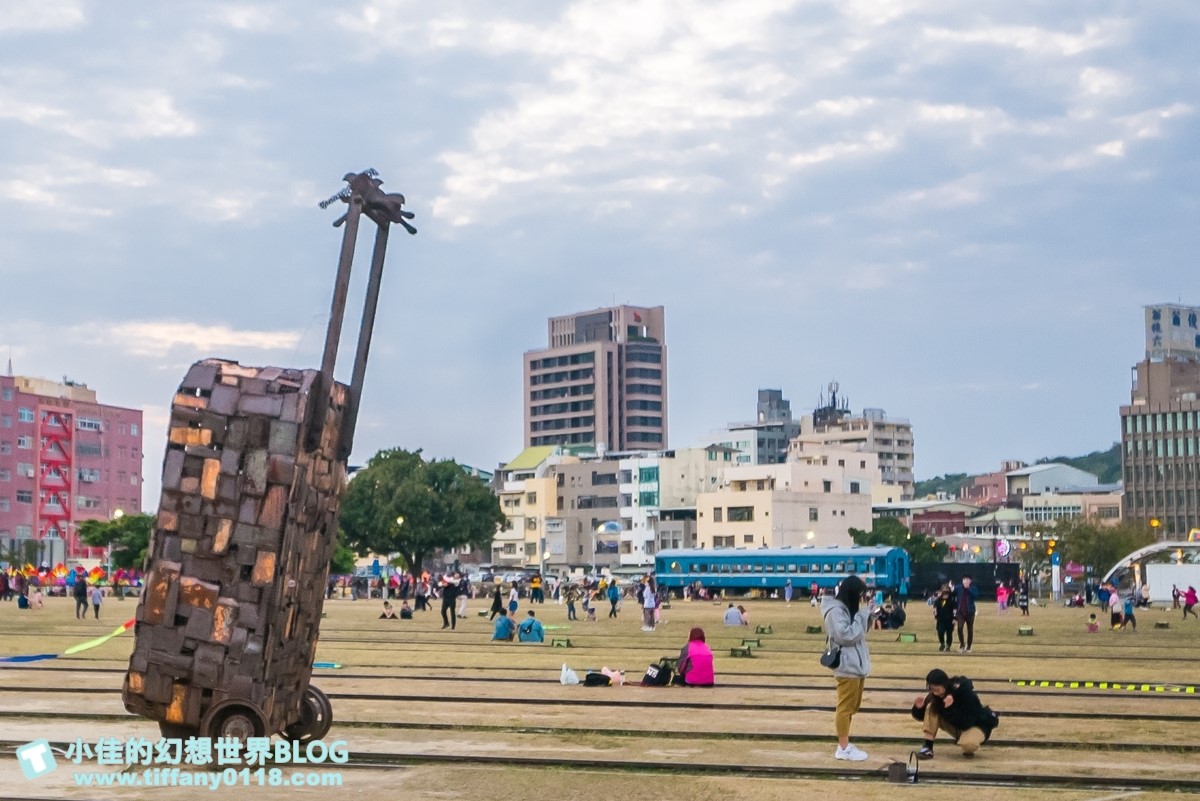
[583, 671, 612, 687]
[641, 660, 673, 687]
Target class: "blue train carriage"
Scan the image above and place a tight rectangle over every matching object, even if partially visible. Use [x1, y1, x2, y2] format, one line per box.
[654, 546, 911, 595]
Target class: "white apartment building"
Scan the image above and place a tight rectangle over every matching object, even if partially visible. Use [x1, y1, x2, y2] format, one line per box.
[617, 445, 737, 566]
[788, 384, 915, 499]
[696, 446, 878, 549]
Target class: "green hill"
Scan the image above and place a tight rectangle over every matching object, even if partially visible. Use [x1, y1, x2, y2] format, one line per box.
[914, 443, 1121, 498]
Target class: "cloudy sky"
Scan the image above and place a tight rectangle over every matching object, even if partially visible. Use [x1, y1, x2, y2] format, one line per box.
[2, 1, 1198, 508]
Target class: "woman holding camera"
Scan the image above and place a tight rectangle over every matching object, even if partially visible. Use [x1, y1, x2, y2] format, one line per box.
[821, 574, 875, 762]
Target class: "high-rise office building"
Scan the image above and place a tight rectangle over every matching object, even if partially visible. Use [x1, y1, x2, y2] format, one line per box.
[0, 372, 143, 564]
[523, 305, 667, 452]
[1120, 303, 1200, 538]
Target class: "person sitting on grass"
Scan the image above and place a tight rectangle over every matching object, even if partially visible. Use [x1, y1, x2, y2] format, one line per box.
[673, 627, 715, 687]
[492, 609, 516, 641]
[723, 603, 743, 626]
[379, 601, 398, 620]
[517, 610, 545, 643]
[1086, 613, 1099, 633]
[911, 668, 999, 760]
[399, 600, 413, 620]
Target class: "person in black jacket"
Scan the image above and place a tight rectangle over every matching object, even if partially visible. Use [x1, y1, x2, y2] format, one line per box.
[911, 668, 998, 759]
[933, 586, 955, 651]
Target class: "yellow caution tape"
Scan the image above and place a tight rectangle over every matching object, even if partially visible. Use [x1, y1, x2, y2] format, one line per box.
[1012, 679, 1197, 693]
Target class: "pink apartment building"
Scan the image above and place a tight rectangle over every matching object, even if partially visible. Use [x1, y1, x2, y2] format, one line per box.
[0, 373, 143, 564]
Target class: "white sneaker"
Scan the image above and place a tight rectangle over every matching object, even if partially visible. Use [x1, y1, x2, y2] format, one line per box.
[835, 744, 869, 761]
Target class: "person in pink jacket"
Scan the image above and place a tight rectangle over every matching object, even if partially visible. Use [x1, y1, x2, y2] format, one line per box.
[675, 627, 715, 686]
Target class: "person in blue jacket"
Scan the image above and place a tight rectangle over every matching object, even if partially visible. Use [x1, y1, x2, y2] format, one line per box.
[517, 610, 545, 642]
[953, 577, 980, 653]
[492, 609, 516, 641]
[607, 581, 621, 618]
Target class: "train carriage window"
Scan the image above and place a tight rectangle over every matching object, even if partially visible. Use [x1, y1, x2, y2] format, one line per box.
[859, 561, 872, 573]
[797, 564, 808, 573]
[834, 562, 845, 572]
[822, 563, 832, 573]
[696, 564, 708, 573]
[720, 564, 731, 573]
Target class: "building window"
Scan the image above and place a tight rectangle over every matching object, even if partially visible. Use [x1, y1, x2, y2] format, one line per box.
[525, 492, 536, 504]
[860, 461, 866, 468]
[77, 417, 102, 431]
[823, 480, 832, 493]
[131, 423, 139, 437]
[713, 507, 723, 522]
[16, 490, 33, 504]
[16, 436, 32, 449]
[0, 498, 7, 512]
[744, 534, 755, 544]
[809, 507, 819, 522]
[16, 462, 32, 478]
[0, 442, 9, 455]
[0, 469, 8, 482]
[838, 459, 845, 467]
[727, 506, 754, 522]
[1, 388, 12, 400]
[0, 415, 10, 428]
[849, 481, 860, 494]
[17, 408, 34, 423]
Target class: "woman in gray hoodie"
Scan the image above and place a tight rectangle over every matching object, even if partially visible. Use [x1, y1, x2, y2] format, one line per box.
[821, 574, 873, 762]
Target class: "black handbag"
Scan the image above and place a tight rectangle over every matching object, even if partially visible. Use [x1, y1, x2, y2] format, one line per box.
[819, 610, 841, 669]
[819, 639, 841, 669]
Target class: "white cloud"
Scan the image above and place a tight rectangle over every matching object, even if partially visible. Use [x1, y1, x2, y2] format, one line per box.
[97, 322, 301, 358]
[922, 20, 1126, 57]
[1095, 140, 1125, 157]
[0, 0, 84, 33]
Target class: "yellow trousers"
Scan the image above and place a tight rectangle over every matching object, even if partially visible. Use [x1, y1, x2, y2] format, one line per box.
[921, 704, 986, 754]
[835, 677, 865, 739]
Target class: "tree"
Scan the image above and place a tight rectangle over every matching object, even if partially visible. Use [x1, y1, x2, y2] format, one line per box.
[338, 448, 506, 573]
[848, 516, 950, 566]
[329, 530, 358, 575]
[1052, 518, 1160, 577]
[78, 513, 154, 569]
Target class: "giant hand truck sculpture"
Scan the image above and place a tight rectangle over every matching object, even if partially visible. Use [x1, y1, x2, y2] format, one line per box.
[122, 170, 415, 742]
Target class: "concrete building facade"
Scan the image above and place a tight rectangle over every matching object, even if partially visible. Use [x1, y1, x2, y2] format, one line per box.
[710, 389, 801, 466]
[0, 373, 143, 564]
[696, 446, 877, 549]
[523, 305, 668, 452]
[617, 445, 736, 567]
[1120, 304, 1200, 538]
[1005, 464, 1100, 500]
[788, 383, 915, 499]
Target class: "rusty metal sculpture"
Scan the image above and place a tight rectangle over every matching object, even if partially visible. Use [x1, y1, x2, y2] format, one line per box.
[122, 170, 414, 742]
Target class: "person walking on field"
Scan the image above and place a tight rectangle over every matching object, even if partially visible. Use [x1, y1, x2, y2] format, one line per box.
[821, 574, 874, 762]
[1016, 581, 1030, 616]
[1184, 586, 1198, 620]
[641, 575, 659, 632]
[953, 576, 979, 653]
[490, 584, 504, 620]
[440, 574, 461, 630]
[607, 580, 621, 618]
[90, 584, 103, 620]
[784, 579, 794, 606]
[73, 577, 89, 620]
[933, 585, 955, 652]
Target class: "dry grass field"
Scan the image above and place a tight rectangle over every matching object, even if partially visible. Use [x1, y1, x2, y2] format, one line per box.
[0, 591, 1198, 800]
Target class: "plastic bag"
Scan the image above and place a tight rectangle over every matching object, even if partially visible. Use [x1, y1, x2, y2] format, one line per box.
[560, 663, 580, 685]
